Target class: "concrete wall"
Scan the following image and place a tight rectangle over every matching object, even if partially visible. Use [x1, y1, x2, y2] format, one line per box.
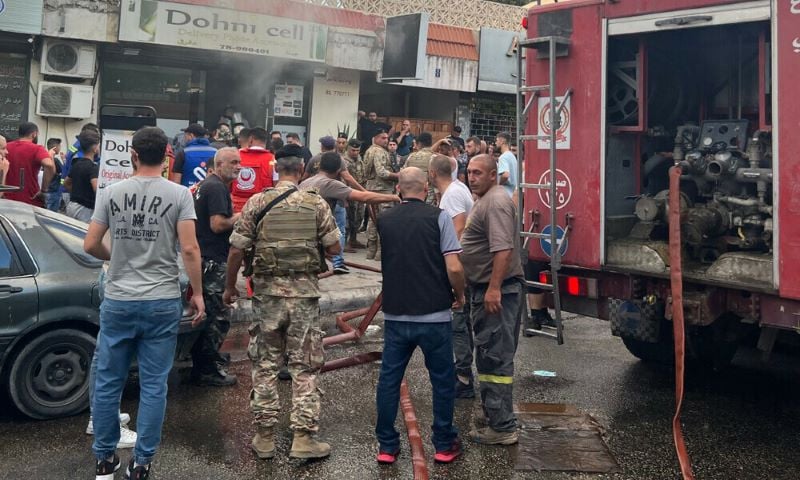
[42, 0, 119, 43]
[308, 68, 360, 146]
[399, 56, 478, 93]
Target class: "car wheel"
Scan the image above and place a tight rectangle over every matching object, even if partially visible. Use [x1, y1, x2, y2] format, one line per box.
[8, 329, 95, 420]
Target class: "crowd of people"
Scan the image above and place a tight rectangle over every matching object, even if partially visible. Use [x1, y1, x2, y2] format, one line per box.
[0, 112, 553, 480]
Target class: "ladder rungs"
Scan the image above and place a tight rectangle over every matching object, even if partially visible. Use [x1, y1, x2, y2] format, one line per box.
[519, 135, 550, 142]
[524, 280, 553, 291]
[521, 231, 552, 240]
[520, 36, 572, 48]
[519, 85, 550, 93]
[524, 328, 558, 339]
[520, 182, 551, 189]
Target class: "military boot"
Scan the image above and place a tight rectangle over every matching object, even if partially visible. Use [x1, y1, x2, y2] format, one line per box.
[251, 426, 276, 459]
[289, 431, 331, 459]
[366, 248, 377, 260]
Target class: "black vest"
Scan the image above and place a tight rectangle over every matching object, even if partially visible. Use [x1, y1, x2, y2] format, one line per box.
[377, 199, 454, 316]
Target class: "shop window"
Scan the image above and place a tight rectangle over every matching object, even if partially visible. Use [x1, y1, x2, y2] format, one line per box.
[100, 63, 205, 122]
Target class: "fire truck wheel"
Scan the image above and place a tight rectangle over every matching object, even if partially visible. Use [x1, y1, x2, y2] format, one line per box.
[621, 335, 674, 365]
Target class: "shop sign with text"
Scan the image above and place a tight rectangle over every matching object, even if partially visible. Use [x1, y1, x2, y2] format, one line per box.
[120, 0, 328, 62]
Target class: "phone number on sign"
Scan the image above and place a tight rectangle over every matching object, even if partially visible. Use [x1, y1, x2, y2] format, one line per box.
[219, 44, 271, 55]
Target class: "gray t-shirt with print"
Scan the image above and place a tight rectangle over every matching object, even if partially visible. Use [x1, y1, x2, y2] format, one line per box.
[93, 175, 196, 301]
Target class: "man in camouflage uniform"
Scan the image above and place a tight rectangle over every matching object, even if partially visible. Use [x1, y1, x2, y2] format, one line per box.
[362, 128, 398, 260]
[344, 138, 367, 249]
[224, 143, 341, 460]
[403, 132, 436, 205]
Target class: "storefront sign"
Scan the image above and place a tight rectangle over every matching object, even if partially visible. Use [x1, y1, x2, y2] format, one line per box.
[0, 0, 43, 35]
[119, 0, 327, 62]
[273, 85, 304, 118]
[478, 28, 522, 94]
[99, 130, 136, 189]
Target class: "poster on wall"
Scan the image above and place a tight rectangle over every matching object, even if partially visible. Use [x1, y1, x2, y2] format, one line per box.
[98, 130, 136, 189]
[119, 0, 327, 62]
[273, 85, 304, 118]
[537, 96, 571, 150]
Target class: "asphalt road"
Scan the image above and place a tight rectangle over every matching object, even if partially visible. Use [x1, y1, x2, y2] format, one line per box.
[1, 314, 799, 480]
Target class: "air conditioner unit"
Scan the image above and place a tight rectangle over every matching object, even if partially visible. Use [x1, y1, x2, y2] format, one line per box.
[36, 82, 94, 118]
[40, 39, 96, 79]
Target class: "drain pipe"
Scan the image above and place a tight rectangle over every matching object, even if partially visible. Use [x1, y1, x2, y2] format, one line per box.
[400, 379, 429, 480]
[668, 166, 695, 480]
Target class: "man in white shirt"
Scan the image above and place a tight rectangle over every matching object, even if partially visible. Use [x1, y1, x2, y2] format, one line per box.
[429, 154, 476, 398]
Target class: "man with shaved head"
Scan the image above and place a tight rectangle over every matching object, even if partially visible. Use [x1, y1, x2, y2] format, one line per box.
[461, 154, 525, 446]
[190, 147, 242, 386]
[374, 166, 466, 465]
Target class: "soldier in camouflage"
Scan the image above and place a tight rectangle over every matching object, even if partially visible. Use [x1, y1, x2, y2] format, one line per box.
[403, 132, 436, 205]
[362, 128, 398, 260]
[224, 143, 341, 460]
[344, 139, 366, 249]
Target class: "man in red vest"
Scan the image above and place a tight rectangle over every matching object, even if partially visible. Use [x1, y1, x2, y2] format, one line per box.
[232, 127, 275, 213]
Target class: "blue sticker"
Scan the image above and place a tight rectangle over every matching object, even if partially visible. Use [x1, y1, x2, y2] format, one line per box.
[539, 224, 568, 258]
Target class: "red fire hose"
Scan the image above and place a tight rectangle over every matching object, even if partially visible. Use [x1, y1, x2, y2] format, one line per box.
[400, 379, 429, 480]
[668, 166, 695, 480]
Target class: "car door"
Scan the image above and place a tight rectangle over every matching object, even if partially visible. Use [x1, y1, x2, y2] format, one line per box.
[0, 217, 38, 355]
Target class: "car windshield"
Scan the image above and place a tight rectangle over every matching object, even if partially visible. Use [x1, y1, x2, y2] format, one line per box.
[36, 214, 103, 267]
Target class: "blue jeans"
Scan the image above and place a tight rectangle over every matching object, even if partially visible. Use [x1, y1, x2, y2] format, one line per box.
[332, 203, 347, 268]
[92, 297, 182, 465]
[375, 320, 457, 453]
[45, 191, 61, 212]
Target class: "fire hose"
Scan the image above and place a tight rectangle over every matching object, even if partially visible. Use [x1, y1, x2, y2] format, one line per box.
[668, 166, 695, 480]
[321, 263, 430, 479]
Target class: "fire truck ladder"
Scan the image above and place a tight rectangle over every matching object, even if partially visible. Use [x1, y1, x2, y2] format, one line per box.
[516, 35, 573, 345]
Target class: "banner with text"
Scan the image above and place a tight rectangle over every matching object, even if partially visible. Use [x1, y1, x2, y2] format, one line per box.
[99, 130, 136, 189]
[119, 0, 328, 62]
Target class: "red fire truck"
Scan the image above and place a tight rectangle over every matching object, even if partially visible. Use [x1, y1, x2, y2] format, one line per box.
[519, 0, 798, 368]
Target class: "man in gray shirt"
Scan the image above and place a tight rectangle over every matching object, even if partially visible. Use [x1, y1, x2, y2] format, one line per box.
[84, 127, 205, 480]
[300, 151, 399, 274]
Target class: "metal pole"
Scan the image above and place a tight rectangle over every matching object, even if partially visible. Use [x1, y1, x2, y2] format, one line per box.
[549, 37, 564, 345]
[516, 33, 525, 239]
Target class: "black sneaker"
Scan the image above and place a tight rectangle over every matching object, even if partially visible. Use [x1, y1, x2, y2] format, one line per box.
[455, 377, 475, 399]
[96, 454, 120, 480]
[333, 265, 351, 275]
[124, 458, 151, 480]
[525, 309, 556, 336]
[192, 370, 237, 387]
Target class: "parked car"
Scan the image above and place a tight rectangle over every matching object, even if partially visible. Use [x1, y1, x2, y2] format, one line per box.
[0, 199, 203, 419]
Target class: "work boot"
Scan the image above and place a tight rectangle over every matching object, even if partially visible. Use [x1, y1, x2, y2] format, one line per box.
[289, 431, 331, 459]
[469, 427, 519, 445]
[251, 426, 276, 459]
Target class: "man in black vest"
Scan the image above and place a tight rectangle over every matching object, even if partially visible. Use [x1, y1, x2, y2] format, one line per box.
[374, 167, 466, 465]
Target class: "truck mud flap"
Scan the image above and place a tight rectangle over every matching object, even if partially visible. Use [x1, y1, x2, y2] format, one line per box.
[608, 298, 662, 343]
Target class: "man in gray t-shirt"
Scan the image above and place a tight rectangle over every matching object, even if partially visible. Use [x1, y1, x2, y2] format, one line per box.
[460, 154, 523, 447]
[300, 151, 398, 274]
[84, 127, 204, 478]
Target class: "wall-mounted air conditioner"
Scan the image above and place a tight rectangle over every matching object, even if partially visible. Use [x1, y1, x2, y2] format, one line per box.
[40, 39, 96, 79]
[36, 82, 94, 118]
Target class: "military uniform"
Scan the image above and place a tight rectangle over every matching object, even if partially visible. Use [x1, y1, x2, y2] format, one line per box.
[345, 153, 366, 245]
[362, 144, 397, 258]
[229, 181, 340, 434]
[403, 147, 436, 205]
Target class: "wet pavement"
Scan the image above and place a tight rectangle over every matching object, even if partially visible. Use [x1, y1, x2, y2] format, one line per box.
[2, 313, 800, 479]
